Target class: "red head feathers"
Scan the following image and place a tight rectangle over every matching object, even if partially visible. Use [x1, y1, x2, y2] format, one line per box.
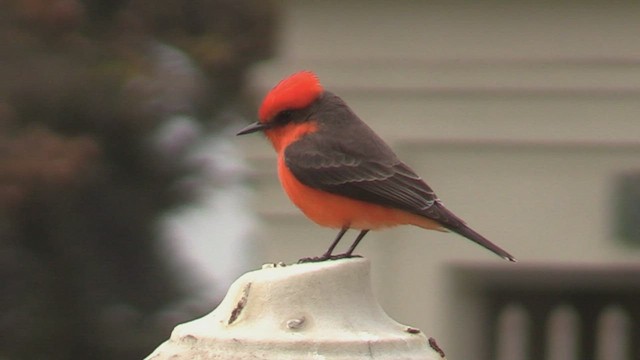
[258, 71, 323, 123]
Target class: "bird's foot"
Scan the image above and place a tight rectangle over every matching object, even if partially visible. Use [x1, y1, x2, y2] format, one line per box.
[297, 253, 362, 264]
[328, 253, 363, 260]
[297, 255, 330, 264]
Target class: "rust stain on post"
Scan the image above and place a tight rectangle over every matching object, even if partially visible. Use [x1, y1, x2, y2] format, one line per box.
[428, 337, 446, 358]
[405, 327, 421, 334]
[228, 282, 252, 324]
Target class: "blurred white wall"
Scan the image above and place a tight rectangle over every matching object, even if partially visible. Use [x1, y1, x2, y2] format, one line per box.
[237, 1, 640, 359]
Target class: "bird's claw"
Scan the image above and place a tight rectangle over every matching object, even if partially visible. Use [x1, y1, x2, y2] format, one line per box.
[297, 253, 362, 264]
[297, 256, 325, 264]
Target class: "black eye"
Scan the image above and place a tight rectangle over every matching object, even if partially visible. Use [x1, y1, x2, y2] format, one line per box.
[274, 109, 294, 124]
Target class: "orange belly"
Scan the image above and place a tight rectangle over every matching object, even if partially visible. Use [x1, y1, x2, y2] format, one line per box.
[278, 155, 444, 231]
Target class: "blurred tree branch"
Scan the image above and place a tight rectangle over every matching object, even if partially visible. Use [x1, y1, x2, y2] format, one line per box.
[0, 0, 275, 359]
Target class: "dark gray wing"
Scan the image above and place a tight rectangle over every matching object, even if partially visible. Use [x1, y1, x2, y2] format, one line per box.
[284, 136, 439, 214]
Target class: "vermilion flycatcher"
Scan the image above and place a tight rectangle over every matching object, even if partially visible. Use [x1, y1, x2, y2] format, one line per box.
[238, 71, 516, 262]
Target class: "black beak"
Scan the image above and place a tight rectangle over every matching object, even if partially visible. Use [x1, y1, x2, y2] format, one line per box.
[236, 122, 270, 136]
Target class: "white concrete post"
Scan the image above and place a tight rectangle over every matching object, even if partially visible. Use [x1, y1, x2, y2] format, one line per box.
[145, 258, 446, 359]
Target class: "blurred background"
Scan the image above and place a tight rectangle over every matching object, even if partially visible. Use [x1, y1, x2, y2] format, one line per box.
[241, 1, 640, 360]
[0, 0, 273, 359]
[2, 1, 640, 360]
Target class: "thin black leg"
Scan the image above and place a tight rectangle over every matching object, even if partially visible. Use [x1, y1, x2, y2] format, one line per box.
[298, 227, 348, 263]
[323, 227, 348, 258]
[345, 229, 369, 257]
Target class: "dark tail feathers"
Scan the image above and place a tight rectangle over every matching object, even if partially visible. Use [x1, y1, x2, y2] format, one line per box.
[423, 203, 517, 262]
[449, 222, 517, 262]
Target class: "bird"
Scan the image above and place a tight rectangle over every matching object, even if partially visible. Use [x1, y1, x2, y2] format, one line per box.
[237, 71, 516, 262]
